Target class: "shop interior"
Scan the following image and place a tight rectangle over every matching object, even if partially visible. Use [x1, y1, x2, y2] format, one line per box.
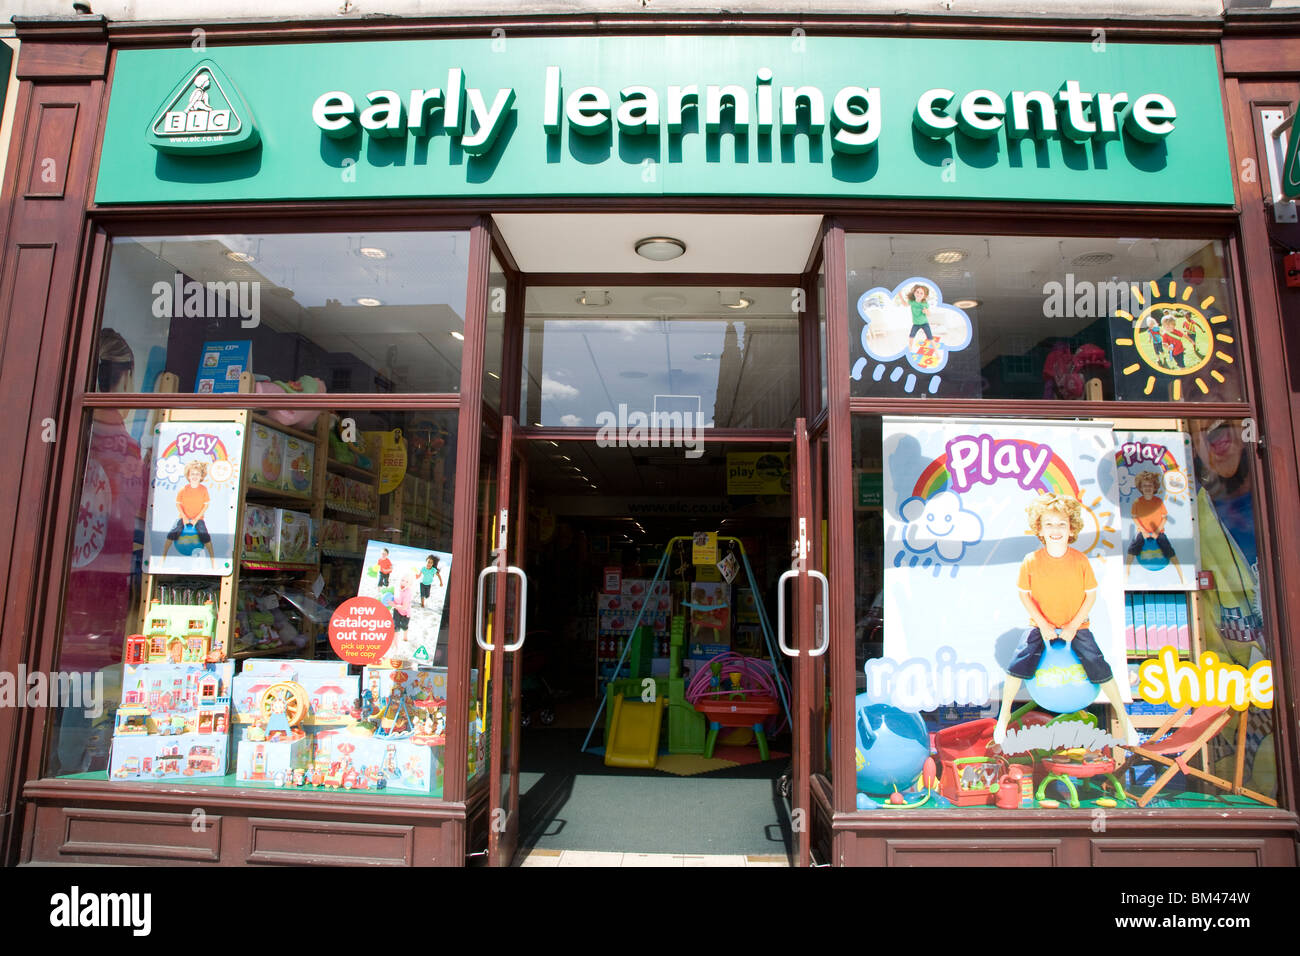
[513, 440, 798, 857]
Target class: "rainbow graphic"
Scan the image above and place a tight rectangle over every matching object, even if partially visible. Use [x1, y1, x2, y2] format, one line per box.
[158, 436, 231, 462]
[912, 441, 1081, 499]
[1114, 446, 1179, 473]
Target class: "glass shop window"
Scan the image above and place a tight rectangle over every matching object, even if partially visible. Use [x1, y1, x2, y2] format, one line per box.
[47, 402, 483, 799]
[848, 414, 1281, 812]
[846, 235, 1244, 403]
[95, 232, 470, 395]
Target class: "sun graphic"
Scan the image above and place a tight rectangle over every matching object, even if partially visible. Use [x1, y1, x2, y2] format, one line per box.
[1113, 280, 1236, 401]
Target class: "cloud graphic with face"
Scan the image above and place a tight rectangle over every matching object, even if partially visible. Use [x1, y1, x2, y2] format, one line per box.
[900, 490, 984, 562]
[856, 278, 974, 375]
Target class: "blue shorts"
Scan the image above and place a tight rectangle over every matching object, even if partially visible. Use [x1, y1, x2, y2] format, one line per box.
[1007, 627, 1113, 684]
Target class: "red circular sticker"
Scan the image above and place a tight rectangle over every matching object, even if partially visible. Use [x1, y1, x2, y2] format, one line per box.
[328, 596, 395, 665]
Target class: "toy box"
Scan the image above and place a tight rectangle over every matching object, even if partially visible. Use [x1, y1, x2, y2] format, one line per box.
[142, 602, 215, 664]
[236, 733, 310, 783]
[343, 523, 360, 552]
[311, 731, 438, 793]
[110, 732, 230, 780]
[242, 504, 278, 562]
[121, 660, 234, 716]
[360, 665, 455, 707]
[319, 518, 347, 553]
[301, 674, 360, 722]
[283, 435, 315, 495]
[274, 509, 316, 564]
[325, 473, 348, 510]
[249, 423, 287, 491]
[935, 718, 1000, 806]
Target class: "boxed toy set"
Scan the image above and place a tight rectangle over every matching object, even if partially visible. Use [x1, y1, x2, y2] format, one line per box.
[110, 661, 234, 780]
[142, 601, 219, 663]
[274, 509, 316, 564]
[248, 423, 287, 491]
[283, 435, 315, 495]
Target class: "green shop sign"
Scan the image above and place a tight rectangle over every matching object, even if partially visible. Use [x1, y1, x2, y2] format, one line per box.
[96, 36, 1233, 205]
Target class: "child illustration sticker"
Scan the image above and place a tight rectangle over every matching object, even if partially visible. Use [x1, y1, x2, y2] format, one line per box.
[1111, 278, 1242, 402]
[145, 421, 242, 576]
[1114, 430, 1198, 591]
[852, 277, 974, 395]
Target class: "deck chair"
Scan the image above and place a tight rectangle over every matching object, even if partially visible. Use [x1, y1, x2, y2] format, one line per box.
[1120, 705, 1278, 808]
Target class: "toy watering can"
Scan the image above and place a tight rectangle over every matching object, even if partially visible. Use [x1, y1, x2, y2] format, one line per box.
[995, 774, 1022, 809]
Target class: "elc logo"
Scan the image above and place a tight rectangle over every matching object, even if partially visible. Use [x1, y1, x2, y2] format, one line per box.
[147, 59, 259, 155]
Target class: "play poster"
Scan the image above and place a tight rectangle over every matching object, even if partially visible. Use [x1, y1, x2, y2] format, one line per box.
[358, 540, 452, 664]
[144, 421, 243, 576]
[880, 417, 1127, 708]
[1114, 430, 1199, 591]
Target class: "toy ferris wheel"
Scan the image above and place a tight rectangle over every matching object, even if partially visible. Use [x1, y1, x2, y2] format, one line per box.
[260, 681, 308, 737]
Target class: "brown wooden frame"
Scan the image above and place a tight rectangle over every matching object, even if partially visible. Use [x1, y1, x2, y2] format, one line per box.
[5, 10, 1300, 868]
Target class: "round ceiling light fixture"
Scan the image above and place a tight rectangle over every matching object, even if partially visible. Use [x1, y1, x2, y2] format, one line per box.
[358, 246, 389, 260]
[953, 298, 981, 309]
[355, 296, 383, 307]
[720, 290, 753, 310]
[450, 330, 465, 341]
[634, 237, 687, 261]
[224, 250, 256, 263]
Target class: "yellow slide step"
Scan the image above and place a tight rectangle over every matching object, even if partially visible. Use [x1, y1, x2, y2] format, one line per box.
[604, 693, 667, 769]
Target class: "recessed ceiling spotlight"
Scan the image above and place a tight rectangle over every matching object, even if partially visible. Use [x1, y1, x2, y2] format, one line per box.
[450, 330, 465, 341]
[224, 251, 255, 263]
[931, 249, 967, 264]
[577, 290, 612, 307]
[358, 247, 389, 260]
[634, 237, 687, 261]
[953, 298, 981, 309]
[355, 296, 383, 307]
[644, 292, 687, 310]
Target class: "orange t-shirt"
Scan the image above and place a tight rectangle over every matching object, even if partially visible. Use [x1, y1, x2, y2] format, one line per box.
[1017, 547, 1097, 629]
[176, 484, 209, 522]
[1130, 496, 1167, 536]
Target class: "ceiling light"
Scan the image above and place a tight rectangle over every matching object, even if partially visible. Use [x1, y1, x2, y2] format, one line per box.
[720, 290, 753, 310]
[355, 296, 383, 307]
[953, 298, 981, 309]
[634, 237, 687, 261]
[693, 352, 719, 361]
[577, 290, 611, 307]
[487, 371, 500, 379]
[450, 330, 465, 341]
[224, 251, 255, 263]
[1072, 251, 1115, 266]
[931, 249, 967, 264]
[644, 292, 687, 310]
[358, 246, 389, 260]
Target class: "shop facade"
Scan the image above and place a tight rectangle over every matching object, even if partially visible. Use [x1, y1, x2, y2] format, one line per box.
[0, 9, 1297, 867]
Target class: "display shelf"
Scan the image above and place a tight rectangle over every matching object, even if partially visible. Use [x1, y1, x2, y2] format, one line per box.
[322, 549, 366, 560]
[249, 412, 317, 443]
[240, 560, 320, 573]
[324, 502, 379, 522]
[326, 458, 377, 481]
[229, 644, 304, 660]
[245, 485, 316, 506]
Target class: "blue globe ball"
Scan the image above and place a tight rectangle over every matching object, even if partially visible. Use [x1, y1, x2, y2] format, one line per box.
[1136, 542, 1169, 571]
[1024, 638, 1096, 713]
[173, 524, 203, 556]
[853, 697, 930, 797]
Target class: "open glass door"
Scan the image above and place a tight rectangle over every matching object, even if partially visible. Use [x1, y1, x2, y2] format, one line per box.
[481, 415, 528, 866]
[779, 417, 829, 867]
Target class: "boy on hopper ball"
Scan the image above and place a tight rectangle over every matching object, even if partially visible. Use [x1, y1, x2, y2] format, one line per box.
[994, 494, 1140, 746]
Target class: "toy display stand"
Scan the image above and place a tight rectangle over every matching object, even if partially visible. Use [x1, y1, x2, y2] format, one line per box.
[695, 696, 780, 760]
[581, 535, 791, 755]
[1036, 752, 1128, 809]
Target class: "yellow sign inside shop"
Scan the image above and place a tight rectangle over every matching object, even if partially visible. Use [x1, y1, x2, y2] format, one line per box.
[363, 429, 408, 495]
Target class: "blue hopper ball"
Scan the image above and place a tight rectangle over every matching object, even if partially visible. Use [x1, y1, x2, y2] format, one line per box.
[1024, 637, 1096, 713]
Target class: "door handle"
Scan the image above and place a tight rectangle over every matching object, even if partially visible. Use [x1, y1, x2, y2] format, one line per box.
[776, 568, 800, 657]
[475, 565, 496, 651]
[807, 570, 830, 657]
[502, 566, 528, 652]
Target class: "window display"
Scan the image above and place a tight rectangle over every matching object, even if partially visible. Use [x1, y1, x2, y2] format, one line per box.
[48, 404, 476, 799]
[847, 235, 1245, 402]
[851, 414, 1279, 811]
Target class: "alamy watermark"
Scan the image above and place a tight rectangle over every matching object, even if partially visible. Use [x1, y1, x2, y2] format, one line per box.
[152, 271, 261, 328]
[1041, 273, 1131, 319]
[1, 667, 105, 720]
[595, 399, 707, 459]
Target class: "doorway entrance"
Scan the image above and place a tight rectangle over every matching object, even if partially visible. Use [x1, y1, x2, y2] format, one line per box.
[475, 217, 828, 866]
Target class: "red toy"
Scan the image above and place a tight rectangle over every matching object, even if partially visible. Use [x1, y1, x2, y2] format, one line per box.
[936, 718, 999, 806]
